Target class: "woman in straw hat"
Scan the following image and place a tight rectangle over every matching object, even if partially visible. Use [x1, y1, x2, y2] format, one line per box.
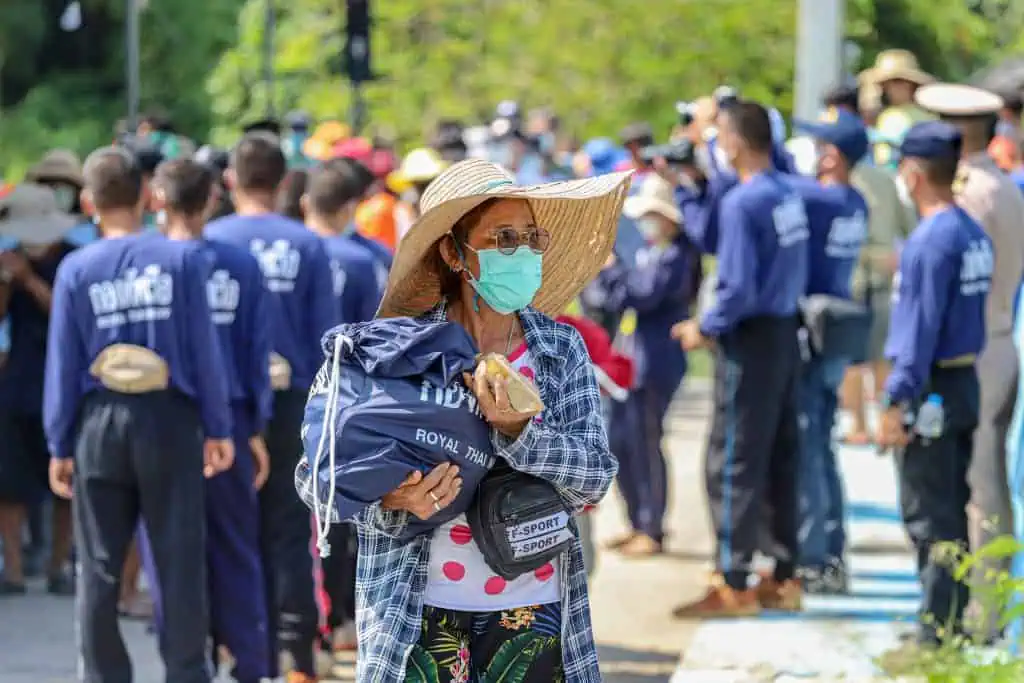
[858, 49, 935, 170]
[335, 158, 630, 682]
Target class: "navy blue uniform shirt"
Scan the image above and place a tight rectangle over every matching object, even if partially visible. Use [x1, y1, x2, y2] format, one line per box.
[678, 173, 737, 254]
[679, 142, 796, 255]
[590, 238, 698, 393]
[0, 243, 75, 414]
[700, 170, 810, 337]
[790, 178, 869, 299]
[322, 234, 380, 323]
[198, 239, 274, 433]
[349, 229, 392, 298]
[206, 213, 336, 391]
[884, 206, 992, 403]
[43, 232, 231, 459]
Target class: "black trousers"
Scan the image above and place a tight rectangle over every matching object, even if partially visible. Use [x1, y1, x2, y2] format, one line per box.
[706, 316, 801, 590]
[260, 389, 318, 676]
[897, 366, 978, 644]
[322, 522, 358, 630]
[73, 390, 209, 683]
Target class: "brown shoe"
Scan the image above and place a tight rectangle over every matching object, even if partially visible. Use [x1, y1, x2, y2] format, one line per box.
[604, 531, 638, 550]
[671, 583, 761, 619]
[286, 672, 318, 683]
[756, 577, 803, 611]
[619, 533, 663, 558]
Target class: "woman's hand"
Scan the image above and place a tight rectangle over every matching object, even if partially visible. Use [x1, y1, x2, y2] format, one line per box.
[381, 463, 463, 521]
[464, 365, 532, 439]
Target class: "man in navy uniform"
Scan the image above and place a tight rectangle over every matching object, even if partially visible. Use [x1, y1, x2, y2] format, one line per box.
[877, 121, 993, 665]
[790, 108, 870, 592]
[206, 133, 335, 681]
[671, 100, 809, 617]
[151, 158, 274, 682]
[915, 84, 1024, 630]
[43, 147, 233, 682]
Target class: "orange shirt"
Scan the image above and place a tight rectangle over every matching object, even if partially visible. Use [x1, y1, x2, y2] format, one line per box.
[355, 192, 398, 252]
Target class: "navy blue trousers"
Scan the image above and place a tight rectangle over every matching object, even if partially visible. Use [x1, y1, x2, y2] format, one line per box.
[797, 356, 848, 569]
[608, 386, 675, 542]
[74, 390, 210, 683]
[140, 410, 272, 683]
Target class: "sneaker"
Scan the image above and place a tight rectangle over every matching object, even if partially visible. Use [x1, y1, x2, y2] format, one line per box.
[798, 566, 843, 595]
[822, 558, 849, 594]
[671, 582, 761, 619]
[756, 577, 803, 611]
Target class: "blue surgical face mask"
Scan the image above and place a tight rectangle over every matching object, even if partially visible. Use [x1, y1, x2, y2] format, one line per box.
[458, 241, 543, 314]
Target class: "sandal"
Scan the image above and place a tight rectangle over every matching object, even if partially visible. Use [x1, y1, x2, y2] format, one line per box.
[603, 531, 638, 551]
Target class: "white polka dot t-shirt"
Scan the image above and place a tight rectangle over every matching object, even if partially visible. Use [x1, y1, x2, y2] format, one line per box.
[423, 345, 561, 611]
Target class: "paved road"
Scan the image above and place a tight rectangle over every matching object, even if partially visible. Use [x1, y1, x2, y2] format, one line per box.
[2, 380, 904, 682]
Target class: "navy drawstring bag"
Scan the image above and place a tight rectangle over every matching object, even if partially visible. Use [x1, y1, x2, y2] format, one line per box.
[300, 317, 496, 554]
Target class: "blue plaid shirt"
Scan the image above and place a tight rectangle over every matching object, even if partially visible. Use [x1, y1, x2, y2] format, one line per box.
[296, 304, 616, 682]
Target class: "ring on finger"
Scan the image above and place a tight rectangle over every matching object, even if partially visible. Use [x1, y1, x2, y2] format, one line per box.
[429, 491, 440, 503]
[433, 501, 442, 512]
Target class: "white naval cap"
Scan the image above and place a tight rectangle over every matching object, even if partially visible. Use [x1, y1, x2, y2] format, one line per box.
[915, 83, 1004, 117]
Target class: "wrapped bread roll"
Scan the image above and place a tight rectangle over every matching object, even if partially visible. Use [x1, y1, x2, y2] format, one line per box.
[477, 352, 545, 415]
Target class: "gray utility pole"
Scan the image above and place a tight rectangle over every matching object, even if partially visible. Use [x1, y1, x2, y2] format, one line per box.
[125, 0, 141, 131]
[263, 0, 276, 118]
[794, 0, 845, 121]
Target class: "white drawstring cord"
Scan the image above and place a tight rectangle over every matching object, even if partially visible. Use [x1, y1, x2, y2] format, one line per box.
[312, 334, 352, 558]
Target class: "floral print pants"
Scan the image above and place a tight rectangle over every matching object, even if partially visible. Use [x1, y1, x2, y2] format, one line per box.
[404, 603, 564, 683]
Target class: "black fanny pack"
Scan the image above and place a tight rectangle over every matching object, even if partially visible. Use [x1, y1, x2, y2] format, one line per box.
[799, 294, 871, 360]
[467, 461, 575, 580]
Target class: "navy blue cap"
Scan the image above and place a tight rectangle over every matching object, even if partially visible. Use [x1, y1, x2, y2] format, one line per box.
[899, 121, 962, 160]
[794, 107, 869, 166]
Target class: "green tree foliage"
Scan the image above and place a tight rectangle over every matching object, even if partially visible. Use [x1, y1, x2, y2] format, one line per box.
[0, 0, 243, 178]
[209, 0, 1024, 148]
[3, 0, 1024, 178]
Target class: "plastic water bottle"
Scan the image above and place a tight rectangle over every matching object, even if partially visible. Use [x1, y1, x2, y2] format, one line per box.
[914, 394, 945, 441]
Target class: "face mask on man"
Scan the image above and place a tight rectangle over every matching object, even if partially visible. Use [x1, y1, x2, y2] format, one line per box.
[455, 239, 543, 314]
[637, 216, 664, 243]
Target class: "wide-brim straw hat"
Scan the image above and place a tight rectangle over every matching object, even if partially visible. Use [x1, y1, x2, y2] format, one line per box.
[377, 159, 632, 319]
[25, 149, 84, 187]
[859, 49, 934, 87]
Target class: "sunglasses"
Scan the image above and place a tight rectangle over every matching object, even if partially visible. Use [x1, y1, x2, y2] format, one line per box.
[482, 226, 551, 255]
